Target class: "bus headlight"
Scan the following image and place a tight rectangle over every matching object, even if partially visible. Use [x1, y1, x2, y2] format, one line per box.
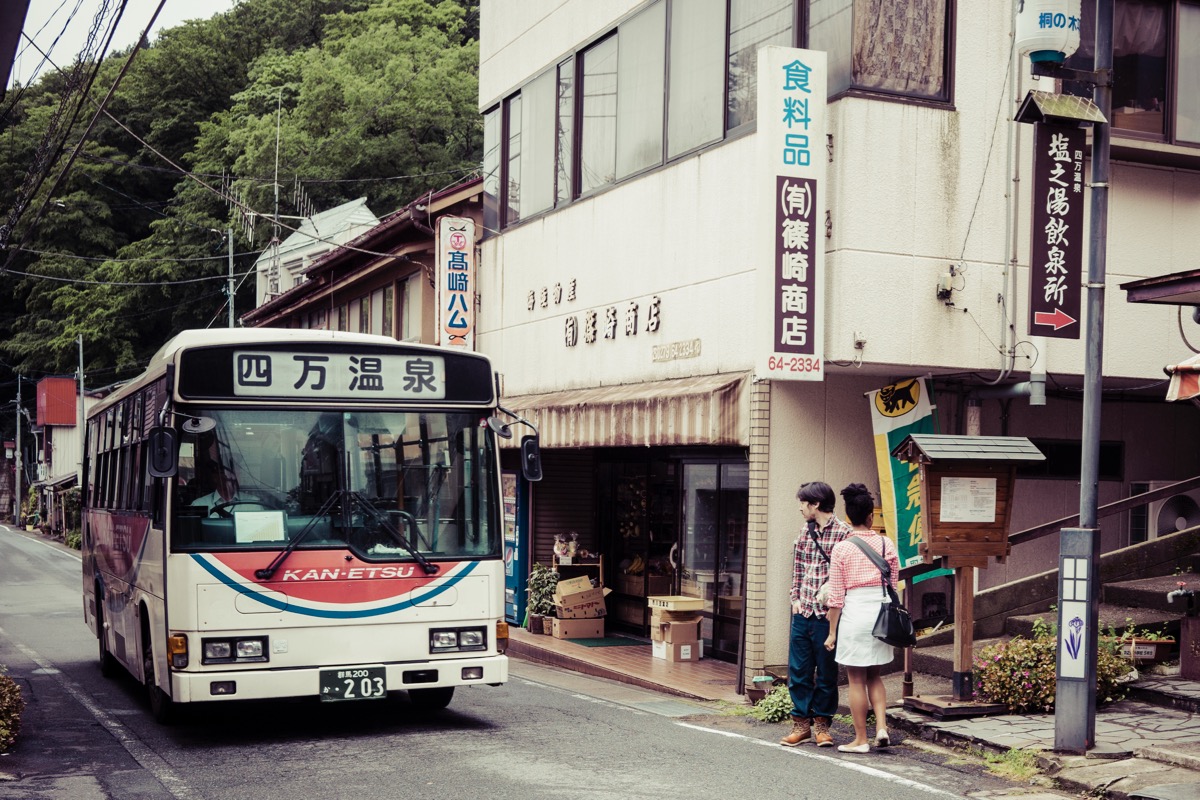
[430, 627, 487, 653]
[202, 636, 269, 664]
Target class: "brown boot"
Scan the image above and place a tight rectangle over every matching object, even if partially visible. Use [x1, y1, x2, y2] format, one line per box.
[779, 716, 812, 747]
[814, 716, 834, 747]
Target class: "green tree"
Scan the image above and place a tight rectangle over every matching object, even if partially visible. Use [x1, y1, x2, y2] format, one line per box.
[0, 0, 476, 382]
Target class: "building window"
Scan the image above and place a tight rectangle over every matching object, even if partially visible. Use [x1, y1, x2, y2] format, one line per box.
[580, 34, 618, 194]
[370, 288, 384, 335]
[727, 0, 795, 130]
[812, 0, 952, 101]
[520, 70, 556, 217]
[482, 107, 500, 236]
[383, 285, 394, 338]
[616, 2, 666, 180]
[555, 57, 575, 205]
[1067, 0, 1199, 147]
[504, 93, 522, 225]
[481, 0, 804, 229]
[668, 0, 725, 158]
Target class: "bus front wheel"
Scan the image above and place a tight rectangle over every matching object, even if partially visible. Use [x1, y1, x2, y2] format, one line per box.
[142, 626, 175, 724]
[407, 687, 454, 710]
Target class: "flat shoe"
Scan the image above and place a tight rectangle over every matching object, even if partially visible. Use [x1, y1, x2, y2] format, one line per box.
[837, 743, 870, 753]
[875, 731, 890, 748]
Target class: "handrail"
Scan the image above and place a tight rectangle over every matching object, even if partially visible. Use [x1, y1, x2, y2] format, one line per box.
[1007, 474, 1200, 546]
[899, 474, 1200, 583]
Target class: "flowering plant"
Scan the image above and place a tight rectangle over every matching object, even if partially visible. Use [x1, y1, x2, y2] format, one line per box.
[973, 628, 1133, 714]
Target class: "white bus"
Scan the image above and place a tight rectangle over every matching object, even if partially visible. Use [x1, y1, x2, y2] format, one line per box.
[82, 329, 539, 721]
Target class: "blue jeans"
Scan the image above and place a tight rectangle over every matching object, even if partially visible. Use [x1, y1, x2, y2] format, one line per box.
[788, 613, 838, 720]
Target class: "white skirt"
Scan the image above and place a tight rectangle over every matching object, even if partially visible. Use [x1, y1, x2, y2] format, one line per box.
[834, 586, 895, 667]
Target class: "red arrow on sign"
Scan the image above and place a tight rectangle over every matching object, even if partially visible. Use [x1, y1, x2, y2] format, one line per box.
[1033, 308, 1078, 330]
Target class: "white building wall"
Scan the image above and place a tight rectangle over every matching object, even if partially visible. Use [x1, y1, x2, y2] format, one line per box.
[479, 0, 1200, 673]
[482, 0, 1200, 394]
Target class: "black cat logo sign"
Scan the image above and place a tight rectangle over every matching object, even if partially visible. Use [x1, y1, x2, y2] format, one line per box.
[874, 379, 920, 418]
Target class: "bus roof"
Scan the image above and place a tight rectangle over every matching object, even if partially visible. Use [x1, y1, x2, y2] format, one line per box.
[89, 329, 491, 419]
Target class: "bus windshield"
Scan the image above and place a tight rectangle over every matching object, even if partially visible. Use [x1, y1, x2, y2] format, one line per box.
[172, 408, 498, 560]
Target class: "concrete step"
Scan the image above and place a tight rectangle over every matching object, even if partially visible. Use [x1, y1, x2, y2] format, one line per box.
[1005, 602, 1182, 641]
[1103, 572, 1199, 613]
[909, 635, 1009, 679]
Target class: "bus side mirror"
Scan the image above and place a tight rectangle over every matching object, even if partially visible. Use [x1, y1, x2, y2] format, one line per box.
[147, 427, 179, 478]
[520, 434, 542, 482]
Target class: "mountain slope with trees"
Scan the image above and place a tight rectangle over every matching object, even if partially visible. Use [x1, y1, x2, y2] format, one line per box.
[0, 0, 481, 396]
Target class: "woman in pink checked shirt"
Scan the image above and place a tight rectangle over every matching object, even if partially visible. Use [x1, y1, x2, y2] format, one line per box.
[823, 483, 900, 754]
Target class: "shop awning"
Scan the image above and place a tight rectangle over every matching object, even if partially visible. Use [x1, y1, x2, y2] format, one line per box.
[502, 372, 749, 449]
[1166, 353, 1200, 402]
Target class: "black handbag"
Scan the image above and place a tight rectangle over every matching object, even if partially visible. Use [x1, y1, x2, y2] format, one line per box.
[846, 536, 917, 648]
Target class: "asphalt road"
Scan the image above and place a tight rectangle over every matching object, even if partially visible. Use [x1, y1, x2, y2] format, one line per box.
[0, 524, 1033, 800]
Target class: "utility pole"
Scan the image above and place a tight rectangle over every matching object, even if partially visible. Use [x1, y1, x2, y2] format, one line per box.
[1055, 0, 1112, 754]
[227, 227, 235, 328]
[78, 335, 85, 487]
[13, 375, 21, 525]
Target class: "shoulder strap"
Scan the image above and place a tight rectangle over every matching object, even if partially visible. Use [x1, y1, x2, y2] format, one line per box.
[846, 535, 889, 579]
[808, 524, 830, 564]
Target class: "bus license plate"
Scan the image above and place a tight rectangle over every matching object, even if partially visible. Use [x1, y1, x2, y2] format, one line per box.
[319, 667, 387, 702]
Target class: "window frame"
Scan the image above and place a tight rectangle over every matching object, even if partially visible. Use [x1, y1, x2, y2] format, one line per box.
[1065, 0, 1200, 153]
[483, 0, 807, 233]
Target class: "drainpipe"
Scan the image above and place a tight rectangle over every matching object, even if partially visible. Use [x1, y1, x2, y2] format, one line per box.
[984, 1, 1025, 385]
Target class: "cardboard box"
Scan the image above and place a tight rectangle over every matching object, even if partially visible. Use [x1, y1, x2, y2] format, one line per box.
[555, 598, 607, 619]
[555, 575, 595, 596]
[647, 595, 704, 612]
[653, 616, 702, 644]
[555, 585, 604, 608]
[651, 608, 704, 624]
[651, 639, 704, 662]
[552, 617, 604, 639]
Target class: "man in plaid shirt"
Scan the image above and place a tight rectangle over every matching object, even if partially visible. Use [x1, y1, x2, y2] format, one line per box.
[780, 481, 851, 747]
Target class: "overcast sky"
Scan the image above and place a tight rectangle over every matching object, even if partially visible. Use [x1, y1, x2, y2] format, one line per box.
[11, 0, 238, 88]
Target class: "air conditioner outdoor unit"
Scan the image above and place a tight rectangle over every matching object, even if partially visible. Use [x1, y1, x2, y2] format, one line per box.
[1130, 480, 1200, 543]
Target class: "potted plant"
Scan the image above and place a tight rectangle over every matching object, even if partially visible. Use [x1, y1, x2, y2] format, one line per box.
[526, 563, 559, 635]
[1109, 618, 1176, 664]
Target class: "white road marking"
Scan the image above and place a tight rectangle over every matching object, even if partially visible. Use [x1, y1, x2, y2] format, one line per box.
[1, 631, 201, 800]
[676, 722, 961, 798]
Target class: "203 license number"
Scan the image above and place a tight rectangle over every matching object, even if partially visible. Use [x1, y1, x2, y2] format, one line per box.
[319, 666, 386, 701]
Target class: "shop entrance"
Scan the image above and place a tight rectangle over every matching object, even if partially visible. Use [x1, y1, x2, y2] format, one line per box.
[680, 462, 748, 662]
[597, 449, 747, 664]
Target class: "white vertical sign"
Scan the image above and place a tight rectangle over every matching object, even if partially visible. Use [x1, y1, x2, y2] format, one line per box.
[437, 216, 476, 349]
[755, 47, 827, 382]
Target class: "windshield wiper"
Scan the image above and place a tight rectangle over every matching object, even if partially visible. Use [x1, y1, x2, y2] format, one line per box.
[350, 493, 439, 575]
[254, 492, 341, 580]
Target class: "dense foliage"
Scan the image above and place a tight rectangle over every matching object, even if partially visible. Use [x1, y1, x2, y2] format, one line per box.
[0, 0, 481, 427]
[0, 667, 23, 752]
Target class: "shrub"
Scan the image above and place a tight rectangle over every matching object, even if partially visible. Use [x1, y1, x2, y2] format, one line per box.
[64, 529, 82, 550]
[0, 667, 24, 753]
[751, 684, 793, 723]
[974, 633, 1132, 714]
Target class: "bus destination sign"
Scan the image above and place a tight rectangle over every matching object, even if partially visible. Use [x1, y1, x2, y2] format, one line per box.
[232, 351, 446, 400]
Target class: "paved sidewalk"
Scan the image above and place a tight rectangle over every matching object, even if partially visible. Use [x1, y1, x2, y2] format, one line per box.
[888, 694, 1200, 799]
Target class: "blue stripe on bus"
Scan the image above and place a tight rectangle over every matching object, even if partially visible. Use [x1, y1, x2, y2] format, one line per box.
[189, 555, 479, 619]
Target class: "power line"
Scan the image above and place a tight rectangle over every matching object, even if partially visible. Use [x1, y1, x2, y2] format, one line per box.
[2, 265, 252, 286]
[9, 245, 260, 264]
